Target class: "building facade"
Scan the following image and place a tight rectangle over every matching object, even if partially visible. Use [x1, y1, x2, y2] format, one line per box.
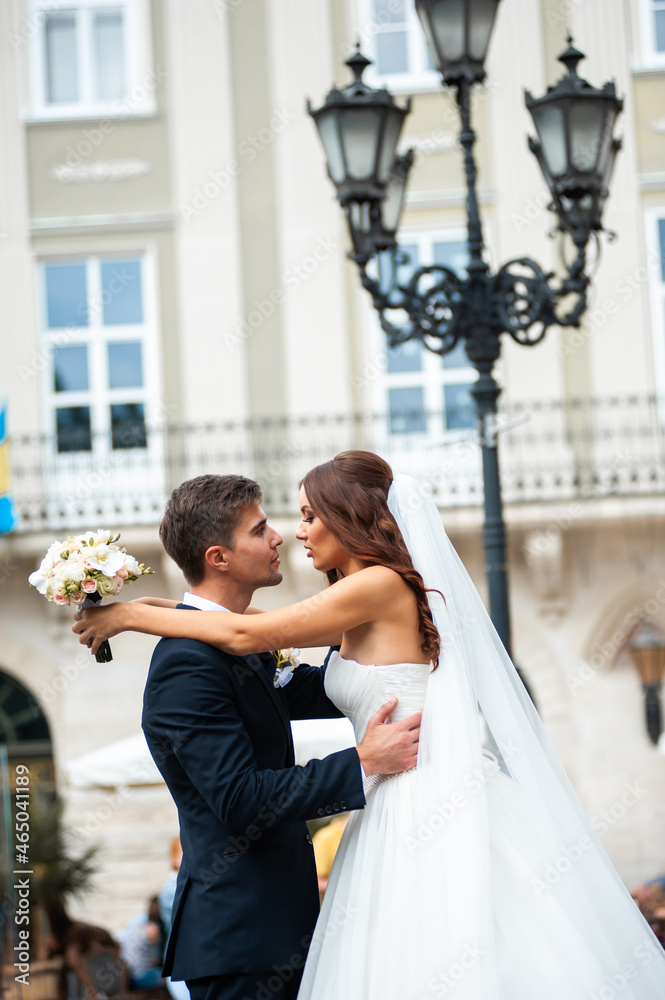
[0, 0, 664, 931]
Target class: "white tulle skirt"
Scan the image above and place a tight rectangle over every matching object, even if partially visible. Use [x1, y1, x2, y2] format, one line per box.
[298, 764, 665, 1000]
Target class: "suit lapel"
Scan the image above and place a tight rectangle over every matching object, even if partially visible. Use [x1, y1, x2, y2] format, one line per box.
[241, 653, 294, 759]
[176, 604, 294, 761]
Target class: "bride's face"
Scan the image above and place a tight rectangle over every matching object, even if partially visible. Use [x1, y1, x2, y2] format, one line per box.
[296, 486, 346, 573]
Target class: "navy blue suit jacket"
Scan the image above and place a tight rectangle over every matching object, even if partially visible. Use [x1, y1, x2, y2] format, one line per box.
[141, 606, 365, 981]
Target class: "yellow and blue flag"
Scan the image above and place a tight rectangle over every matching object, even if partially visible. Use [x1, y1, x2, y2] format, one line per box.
[0, 403, 16, 534]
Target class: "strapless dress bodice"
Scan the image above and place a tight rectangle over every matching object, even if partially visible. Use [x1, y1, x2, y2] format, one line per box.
[324, 650, 431, 744]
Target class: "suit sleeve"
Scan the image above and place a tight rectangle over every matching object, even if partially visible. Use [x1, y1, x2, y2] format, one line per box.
[146, 643, 365, 837]
[283, 647, 345, 720]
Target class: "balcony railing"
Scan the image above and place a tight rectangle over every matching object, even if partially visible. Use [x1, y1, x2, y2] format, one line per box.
[8, 395, 665, 534]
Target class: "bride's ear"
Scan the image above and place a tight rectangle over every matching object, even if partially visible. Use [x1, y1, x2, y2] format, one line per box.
[204, 545, 229, 573]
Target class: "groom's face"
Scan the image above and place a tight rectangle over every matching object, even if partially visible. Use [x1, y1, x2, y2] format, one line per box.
[223, 501, 283, 590]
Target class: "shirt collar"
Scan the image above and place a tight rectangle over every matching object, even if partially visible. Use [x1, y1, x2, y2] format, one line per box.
[182, 592, 230, 613]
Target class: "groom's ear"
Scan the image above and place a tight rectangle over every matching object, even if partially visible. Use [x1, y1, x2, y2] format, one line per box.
[204, 545, 229, 574]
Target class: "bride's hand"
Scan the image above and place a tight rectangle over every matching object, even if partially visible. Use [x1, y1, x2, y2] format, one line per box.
[72, 604, 128, 655]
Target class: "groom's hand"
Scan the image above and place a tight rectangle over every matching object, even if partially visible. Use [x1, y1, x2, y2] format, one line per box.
[356, 698, 421, 777]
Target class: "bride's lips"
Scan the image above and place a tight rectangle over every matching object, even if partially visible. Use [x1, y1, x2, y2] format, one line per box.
[305, 549, 313, 558]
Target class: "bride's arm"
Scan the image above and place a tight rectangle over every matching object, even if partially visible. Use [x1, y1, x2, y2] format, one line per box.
[73, 566, 395, 656]
[244, 604, 342, 646]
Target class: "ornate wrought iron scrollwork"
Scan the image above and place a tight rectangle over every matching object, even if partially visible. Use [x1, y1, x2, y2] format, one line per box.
[355, 246, 592, 361]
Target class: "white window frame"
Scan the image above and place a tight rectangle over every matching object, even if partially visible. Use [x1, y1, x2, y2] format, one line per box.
[368, 227, 479, 440]
[644, 207, 665, 402]
[354, 0, 440, 94]
[38, 247, 166, 526]
[638, 0, 665, 69]
[28, 0, 155, 121]
[39, 250, 161, 448]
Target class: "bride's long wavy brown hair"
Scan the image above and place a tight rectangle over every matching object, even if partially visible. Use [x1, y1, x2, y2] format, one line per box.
[300, 450, 440, 668]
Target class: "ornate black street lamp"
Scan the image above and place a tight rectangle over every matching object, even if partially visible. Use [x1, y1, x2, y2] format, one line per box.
[629, 623, 665, 746]
[308, 2, 622, 664]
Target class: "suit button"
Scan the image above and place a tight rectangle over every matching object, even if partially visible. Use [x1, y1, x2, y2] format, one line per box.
[317, 808, 325, 817]
[333, 802, 340, 811]
[340, 801, 348, 810]
[325, 805, 332, 814]
[306, 833, 313, 845]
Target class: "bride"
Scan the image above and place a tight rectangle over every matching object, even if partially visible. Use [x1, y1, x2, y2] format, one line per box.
[74, 450, 665, 998]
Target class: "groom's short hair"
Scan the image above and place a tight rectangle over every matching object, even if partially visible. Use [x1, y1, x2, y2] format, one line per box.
[160, 474, 262, 584]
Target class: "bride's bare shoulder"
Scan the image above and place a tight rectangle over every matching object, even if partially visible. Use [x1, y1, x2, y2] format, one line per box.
[353, 565, 411, 594]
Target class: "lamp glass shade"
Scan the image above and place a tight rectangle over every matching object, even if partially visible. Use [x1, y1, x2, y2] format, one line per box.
[377, 109, 405, 182]
[381, 166, 408, 235]
[468, 0, 500, 60]
[569, 100, 606, 172]
[428, 0, 466, 63]
[340, 108, 383, 180]
[533, 104, 567, 176]
[315, 111, 345, 184]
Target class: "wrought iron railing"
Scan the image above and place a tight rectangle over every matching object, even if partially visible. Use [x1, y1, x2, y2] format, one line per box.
[7, 396, 665, 533]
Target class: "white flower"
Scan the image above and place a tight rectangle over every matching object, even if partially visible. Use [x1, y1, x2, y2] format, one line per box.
[122, 554, 142, 578]
[82, 543, 126, 577]
[77, 529, 115, 547]
[273, 648, 301, 688]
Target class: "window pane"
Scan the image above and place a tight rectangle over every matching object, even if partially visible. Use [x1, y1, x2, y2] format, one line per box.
[441, 340, 469, 370]
[101, 260, 143, 325]
[377, 31, 409, 74]
[433, 240, 468, 273]
[93, 10, 126, 100]
[45, 263, 88, 328]
[108, 342, 143, 388]
[111, 403, 147, 449]
[56, 407, 92, 453]
[53, 346, 89, 392]
[656, 10, 665, 51]
[444, 383, 475, 430]
[389, 387, 426, 434]
[45, 14, 78, 104]
[374, 0, 406, 24]
[659, 219, 665, 281]
[387, 339, 423, 373]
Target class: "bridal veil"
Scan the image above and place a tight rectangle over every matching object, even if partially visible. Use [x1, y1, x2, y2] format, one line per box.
[387, 473, 665, 999]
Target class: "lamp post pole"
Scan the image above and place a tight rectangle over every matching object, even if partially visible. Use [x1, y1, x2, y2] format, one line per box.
[308, 1, 623, 669]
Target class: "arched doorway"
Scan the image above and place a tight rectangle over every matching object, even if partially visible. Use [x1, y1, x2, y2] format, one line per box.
[0, 672, 55, 973]
[0, 669, 54, 787]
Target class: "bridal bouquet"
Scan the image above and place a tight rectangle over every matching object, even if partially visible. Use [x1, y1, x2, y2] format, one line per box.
[29, 529, 153, 663]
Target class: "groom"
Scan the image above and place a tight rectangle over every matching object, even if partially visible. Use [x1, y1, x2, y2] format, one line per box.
[142, 474, 421, 1000]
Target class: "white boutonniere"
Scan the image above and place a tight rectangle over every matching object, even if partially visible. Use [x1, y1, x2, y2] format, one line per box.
[273, 648, 300, 688]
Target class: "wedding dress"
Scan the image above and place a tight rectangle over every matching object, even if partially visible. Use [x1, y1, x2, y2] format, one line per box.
[297, 476, 665, 1000]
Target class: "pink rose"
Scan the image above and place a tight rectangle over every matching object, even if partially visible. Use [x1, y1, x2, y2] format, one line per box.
[114, 576, 124, 595]
[54, 592, 70, 605]
[70, 591, 86, 604]
[82, 579, 98, 593]
[117, 567, 129, 579]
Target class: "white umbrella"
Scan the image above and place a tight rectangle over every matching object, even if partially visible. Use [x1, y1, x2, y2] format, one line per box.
[65, 719, 357, 789]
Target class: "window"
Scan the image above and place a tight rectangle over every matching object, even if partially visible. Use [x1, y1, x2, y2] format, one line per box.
[42, 256, 153, 455]
[357, 0, 439, 91]
[381, 234, 476, 439]
[29, 0, 153, 119]
[639, 0, 665, 67]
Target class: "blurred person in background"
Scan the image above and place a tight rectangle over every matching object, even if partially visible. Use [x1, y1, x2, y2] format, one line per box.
[118, 896, 166, 989]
